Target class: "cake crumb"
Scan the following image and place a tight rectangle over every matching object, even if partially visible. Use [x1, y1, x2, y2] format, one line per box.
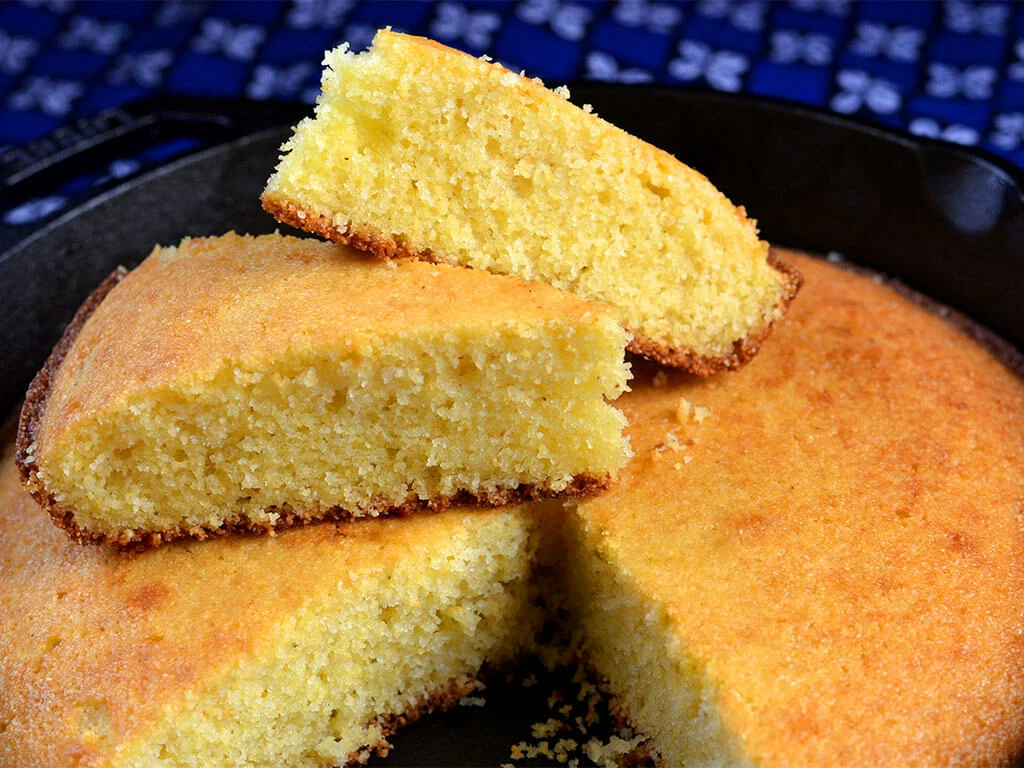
[676, 397, 711, 424]
[458, 696, 486, 707]
[652, 370, 669, 388]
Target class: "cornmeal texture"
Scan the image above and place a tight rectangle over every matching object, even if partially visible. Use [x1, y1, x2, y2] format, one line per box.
[262, 29, 801, 374]
[17, 232, 629, 547]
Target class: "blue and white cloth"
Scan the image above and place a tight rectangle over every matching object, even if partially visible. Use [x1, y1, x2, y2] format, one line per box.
[2, 0, 1023, 227]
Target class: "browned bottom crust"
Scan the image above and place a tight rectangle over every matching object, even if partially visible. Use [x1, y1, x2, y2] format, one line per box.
[345, 676, 482, 766]
[45, 473, 612, 552]
[14, 264, 612, 552]
[261, 194, 804, 377]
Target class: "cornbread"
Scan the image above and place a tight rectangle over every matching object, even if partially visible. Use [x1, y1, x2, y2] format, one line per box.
[563, 251, 1024, 766]
[0, 424, 547, 767]
[4, 252, 1023, 767]
[16, 232, 629, 547]
[261, 29, 801, 375]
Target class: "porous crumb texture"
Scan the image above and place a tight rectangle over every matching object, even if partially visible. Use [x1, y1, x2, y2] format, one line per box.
[568, 252, 1024, 767]
[261, 29, 801, 373]
[0, 431, 544, 768]
[4, 252, 1024, 768]
[18, 232, 629, 545]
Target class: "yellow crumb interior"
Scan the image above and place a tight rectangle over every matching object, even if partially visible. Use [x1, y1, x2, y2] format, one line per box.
[560, 507, 752, 768]
[264, 30, 786, 360]
[117, 509, 542, 768]
[37, 323, 629, 539]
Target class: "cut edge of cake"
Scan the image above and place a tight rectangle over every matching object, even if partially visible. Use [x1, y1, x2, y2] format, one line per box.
[15, 235, 630, 550]
[260, 29, 804, 377]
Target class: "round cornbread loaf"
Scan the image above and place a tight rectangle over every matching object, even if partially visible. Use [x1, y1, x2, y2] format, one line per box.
[564, 250, 1024, 766]
[262, 29, 801, 375]
[16, 232, 630, 548]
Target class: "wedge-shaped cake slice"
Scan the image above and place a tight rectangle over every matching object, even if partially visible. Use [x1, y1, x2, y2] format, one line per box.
[562, 252, 1024, 766]
[0, 432, 547, 767]
[261, 29, 801, 375]
[16, 232, 629, 547]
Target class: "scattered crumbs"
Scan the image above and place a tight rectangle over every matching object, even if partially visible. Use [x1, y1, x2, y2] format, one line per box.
[654, 431, 685, 454]
[481, 54, 493, 62]
[583, 103, 594, 114]
[652, 370, 669, 388]
[458, 696, 486, 707]
[555, 738, 580, 763]
[676, 397, 692, 423]
[554, 85, 571, 99]
[522, 673, 539, 688]
[676, 397, 711, 425]
[384, 260, 398, 270]
[583, 734, 647, 768]
[532, 718, 564, 739]
[826, 250, 845, 263]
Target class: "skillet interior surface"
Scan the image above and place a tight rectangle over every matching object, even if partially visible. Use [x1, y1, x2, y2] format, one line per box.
[0, 87, 1022, 765]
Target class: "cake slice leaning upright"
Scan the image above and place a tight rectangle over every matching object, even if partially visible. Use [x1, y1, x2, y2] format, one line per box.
[16, 232, 630, 548]
[262, 28, 801, 375]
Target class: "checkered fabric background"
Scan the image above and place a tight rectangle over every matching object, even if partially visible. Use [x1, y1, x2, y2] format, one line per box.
[2, 0, 1023, 228]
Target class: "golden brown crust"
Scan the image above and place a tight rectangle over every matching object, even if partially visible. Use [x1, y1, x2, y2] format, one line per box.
[262, 194, 804, 377]
[15, 267, 128, 534]
[49, 472, 611, 552]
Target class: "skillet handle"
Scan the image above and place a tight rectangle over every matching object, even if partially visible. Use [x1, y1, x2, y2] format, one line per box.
[0, 95, 306, 224]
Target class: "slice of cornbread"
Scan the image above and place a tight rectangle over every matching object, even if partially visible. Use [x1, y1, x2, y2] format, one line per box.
[261, 29, 801, 375]
[563, 251, 1024, 766]
[16, 232, 629, 547]
[0, 428, 547, 767]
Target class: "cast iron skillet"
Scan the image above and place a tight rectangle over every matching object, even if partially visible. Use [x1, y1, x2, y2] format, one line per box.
[0, 88, 1023, 765]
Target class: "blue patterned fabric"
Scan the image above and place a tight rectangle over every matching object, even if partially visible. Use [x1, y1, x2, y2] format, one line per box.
[2, 0, 1023, 228]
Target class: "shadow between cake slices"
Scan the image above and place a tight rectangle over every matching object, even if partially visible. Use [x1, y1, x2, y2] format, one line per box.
[14, 232, 630, 550]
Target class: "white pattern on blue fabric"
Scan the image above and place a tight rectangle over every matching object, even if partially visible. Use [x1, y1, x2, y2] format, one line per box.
[288, 0, 354, 30]
[670, 40, 748, 92]
[831, 69, 901, 115]
[908, 116, 979, 146]
[788, 0, 850, 17]
[695, 0, 766, 33]
[990, 112, 1024, 151]
[155, 1, 207, 27]
[431, 3, 502, 49]
[7, 75, 83, 116]
[1008, 40, 1024, 82]
[108, 50, 174, 88]
[585, 51, 654, 83]
[926, 62, 996, 101]
[848, 22, 924, 63]
[192, 18, 266, 61]
[3, 196, 67, 226]
[943, 0, 1009, 36]
[0, 29, 38, 75]
[613, 0, 684, 35]
[769, 29, 833, 66]
[58, 16, 129, 56]
[248, 62, 316, 100]
[516, 0, 593, 42]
